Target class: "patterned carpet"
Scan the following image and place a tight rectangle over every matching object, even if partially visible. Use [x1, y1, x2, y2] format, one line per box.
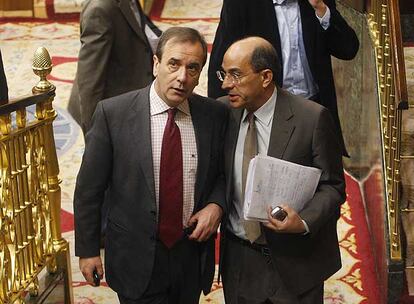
[4, 0, 414, 302]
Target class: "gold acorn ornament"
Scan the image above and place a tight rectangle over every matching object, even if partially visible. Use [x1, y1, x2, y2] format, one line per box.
[32, 47, 55, 93]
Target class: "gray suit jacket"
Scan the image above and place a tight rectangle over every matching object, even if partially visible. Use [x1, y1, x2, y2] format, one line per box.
[68, 0, 160, 133]
[74, 85, 228, 298]
[223, 88, 346, 295]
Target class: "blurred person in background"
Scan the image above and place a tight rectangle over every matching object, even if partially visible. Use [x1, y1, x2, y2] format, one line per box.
[68, 0, 161, 133]
[208, 0, 359, 156]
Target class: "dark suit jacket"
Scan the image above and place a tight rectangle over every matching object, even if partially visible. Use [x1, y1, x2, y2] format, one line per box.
[223, 88, 346, 295]
[74, 85, 228, 299]
[0, 50, 8, 103]
[208, 0, 359, 155]
[68, 0, 161, 133]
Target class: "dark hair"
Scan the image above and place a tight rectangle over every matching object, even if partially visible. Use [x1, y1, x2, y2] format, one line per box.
[250, 43, 280, 84]
[155, 27, 208, 65]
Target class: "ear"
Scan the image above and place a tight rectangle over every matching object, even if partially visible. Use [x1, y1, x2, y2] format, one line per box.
[153, 55, 160, 78]
[261, 69, 273, 88]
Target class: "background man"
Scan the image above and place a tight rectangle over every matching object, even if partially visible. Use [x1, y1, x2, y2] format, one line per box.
[208, 0, 359, 156]
[74, 27, 227, 304]
[68, 0, 161, 133]
[220, 37, 346, 303]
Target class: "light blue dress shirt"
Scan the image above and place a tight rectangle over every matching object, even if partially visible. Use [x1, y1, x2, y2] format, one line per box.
[273, 0, 331, 98]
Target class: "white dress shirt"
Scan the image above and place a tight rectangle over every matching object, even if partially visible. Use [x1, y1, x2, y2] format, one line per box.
[229, 87, 310, 239]
[150, 82, 198, 227]
[273, 0, 331, 98]
[229, 88, 277, 239]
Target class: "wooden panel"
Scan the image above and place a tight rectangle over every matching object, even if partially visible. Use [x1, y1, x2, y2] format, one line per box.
[1, 0, 33, 11]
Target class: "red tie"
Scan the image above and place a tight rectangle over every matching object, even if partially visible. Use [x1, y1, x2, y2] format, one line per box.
[158, 108, 183, 248]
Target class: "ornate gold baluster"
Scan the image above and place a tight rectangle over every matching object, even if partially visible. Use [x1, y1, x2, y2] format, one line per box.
[32, 47, 74, 303]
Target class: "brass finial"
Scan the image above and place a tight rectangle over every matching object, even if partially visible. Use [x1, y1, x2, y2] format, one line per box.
[32, 47, 53, 92]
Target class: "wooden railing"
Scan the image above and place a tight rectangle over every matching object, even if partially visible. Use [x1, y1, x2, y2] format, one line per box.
[0, 47, 73, 304]
[335, 0, 410, 301]
[366, 0, 408, 262]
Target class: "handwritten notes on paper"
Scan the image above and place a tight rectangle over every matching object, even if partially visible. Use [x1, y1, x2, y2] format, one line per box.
[244, 155, 322, 222]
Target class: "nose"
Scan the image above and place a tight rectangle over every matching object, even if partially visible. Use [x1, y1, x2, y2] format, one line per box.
[221, 76, 234, 91]
[176, 66, 187, 84]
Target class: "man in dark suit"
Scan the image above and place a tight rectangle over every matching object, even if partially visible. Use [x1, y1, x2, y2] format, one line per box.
[0, 49, 8, 103]
[68, 0, 161, 133]
[220, 37, 346, 303]
[208, 0, 359, 156]
[74, 27, 227, 304]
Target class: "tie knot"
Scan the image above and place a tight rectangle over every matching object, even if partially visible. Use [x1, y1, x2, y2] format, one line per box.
[247, 112, 255, 124]
[167, 108, 178, 119]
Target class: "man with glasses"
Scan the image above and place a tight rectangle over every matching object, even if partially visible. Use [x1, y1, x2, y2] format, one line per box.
[219, 36, 345, 303]
[208, 0, 359, 157]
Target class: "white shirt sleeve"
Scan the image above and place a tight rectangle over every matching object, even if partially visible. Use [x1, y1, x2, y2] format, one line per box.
[316, 5, 331, 30]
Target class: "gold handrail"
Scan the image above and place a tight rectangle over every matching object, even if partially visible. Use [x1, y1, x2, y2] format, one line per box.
[0, 47, 73, 303]
[367, 0, 408, 261]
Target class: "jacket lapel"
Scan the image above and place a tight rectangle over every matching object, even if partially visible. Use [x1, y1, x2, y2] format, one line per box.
[119, 0, 148, 44]
[268, 89, 295, 158]
[128, 86, 156, 200]
[189, 97, 212, 209]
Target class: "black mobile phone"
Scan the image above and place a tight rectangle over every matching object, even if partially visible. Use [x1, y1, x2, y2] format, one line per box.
[271, 206, 288, 222]
[184, 223, 196, 236]
[93, 269, 100, 287]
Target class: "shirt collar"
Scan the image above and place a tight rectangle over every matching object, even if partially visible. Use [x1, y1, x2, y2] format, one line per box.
[242, 86, 277, 127]
[273, 0, 287, 5]
[150, 81, 190, 116]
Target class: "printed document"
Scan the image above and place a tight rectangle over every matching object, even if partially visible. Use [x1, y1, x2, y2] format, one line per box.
[244, 155, 322, 222]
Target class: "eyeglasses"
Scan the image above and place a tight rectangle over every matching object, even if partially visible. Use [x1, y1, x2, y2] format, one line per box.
[216, 70, 252, 84]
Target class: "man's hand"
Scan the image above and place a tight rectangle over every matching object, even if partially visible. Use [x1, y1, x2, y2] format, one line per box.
[79, 256, 104, 285]
[264, 205, 306, 234]
[308, 0, 327, 17]
[187, 203, 223, 242]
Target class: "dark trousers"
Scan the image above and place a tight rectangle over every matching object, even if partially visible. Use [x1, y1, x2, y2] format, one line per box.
[222, 233, 323, 304]
[118, 238, 201, 304]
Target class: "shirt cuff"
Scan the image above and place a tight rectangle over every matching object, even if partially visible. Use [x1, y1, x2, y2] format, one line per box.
[316, 5, 331, 30]
[302, 219, 310, 235]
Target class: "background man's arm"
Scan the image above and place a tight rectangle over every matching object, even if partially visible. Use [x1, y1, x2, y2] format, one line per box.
[318, 0, 360, 60]
[77, 1, 113, 132]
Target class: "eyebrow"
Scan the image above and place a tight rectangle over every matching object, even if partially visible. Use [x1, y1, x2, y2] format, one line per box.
[168, 57, 180, 63]
[222, 67, 242, 73]
[168, 57, 200, 68]
[188, 62, 201, 69]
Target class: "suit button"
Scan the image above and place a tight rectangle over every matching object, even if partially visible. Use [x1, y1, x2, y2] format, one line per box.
[150, 210, 156, 216]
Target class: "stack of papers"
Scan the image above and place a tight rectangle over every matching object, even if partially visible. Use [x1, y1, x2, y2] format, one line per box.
[244, 155, 322, 222]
